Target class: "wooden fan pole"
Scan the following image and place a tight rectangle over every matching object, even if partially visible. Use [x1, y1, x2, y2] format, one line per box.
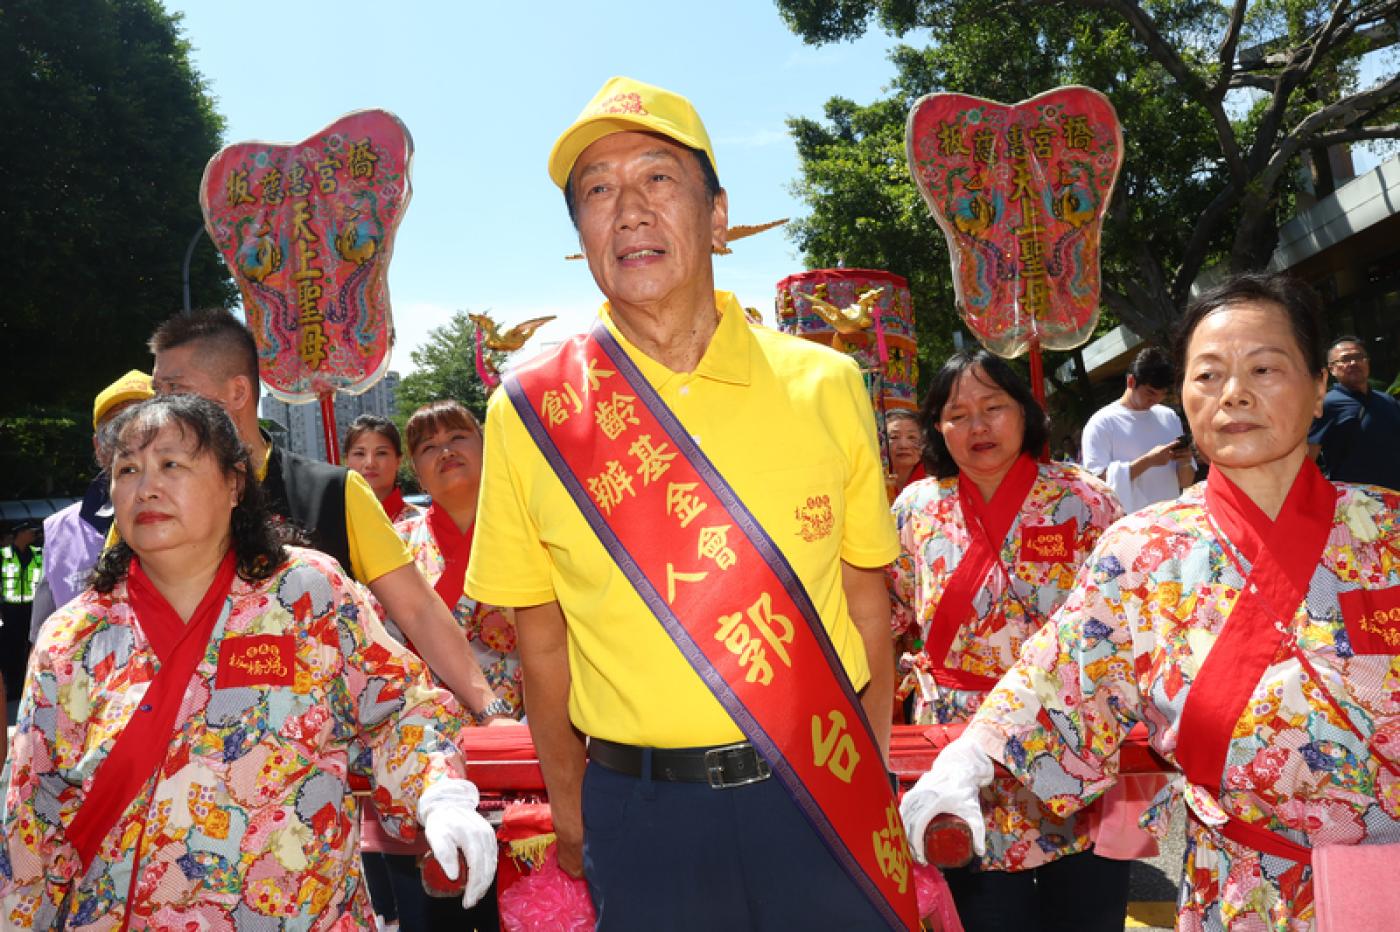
[876, 371, 897, 500]
[1028, 338, 1050, 462]
[319, 391, 340, 465]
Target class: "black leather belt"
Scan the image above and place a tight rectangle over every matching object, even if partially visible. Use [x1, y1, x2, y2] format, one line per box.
[589, 738, 773, 789]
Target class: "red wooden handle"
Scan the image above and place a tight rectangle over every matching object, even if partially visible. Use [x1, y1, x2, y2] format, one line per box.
[923, 813, 975, 869]
[419, 852, 468, 898]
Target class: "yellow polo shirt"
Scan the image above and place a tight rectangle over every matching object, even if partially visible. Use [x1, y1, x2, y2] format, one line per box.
[254, 446, 411, 585]
[466, 291, 898, 747]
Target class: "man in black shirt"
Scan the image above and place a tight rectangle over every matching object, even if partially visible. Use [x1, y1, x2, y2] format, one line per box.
[1308, 335, 1400, 490]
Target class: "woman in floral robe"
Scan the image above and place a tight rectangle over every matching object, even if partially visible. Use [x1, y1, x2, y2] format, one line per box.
[1, 395, 495, 930]
[890, 350, 1127, 931]
[903, 273, 1400, 931]
[396, 400, 521, 716]
[357, 400, 522, 931]
[343, 414, 422, 523]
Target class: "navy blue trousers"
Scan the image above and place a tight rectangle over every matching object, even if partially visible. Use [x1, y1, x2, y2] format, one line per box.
[373, 852, 500, 931]
[942, 848, 1132, 932]
[581, 758, 889, 930]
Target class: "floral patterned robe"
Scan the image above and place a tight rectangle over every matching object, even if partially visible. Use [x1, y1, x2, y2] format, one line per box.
[394, 512, 522, 714]
[890, 461, 1122, 870]
[968, 482, 1400, 930]
[0, 548, 469, 930]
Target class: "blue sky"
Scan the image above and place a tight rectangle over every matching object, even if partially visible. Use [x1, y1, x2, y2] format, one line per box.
[166, 2, 1395, 378]
[166, 1, 910, 371]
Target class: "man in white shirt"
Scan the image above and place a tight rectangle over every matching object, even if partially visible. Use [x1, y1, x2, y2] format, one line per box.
[1081, 346, 1195, 512]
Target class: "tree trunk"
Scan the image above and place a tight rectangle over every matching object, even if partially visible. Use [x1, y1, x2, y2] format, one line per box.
[1231, 189, 1283, 273]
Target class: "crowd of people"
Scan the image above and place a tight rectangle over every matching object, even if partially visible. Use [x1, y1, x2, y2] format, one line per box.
[0, 74, 1397, 932]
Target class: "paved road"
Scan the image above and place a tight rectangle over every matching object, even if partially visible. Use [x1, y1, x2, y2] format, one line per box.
[1125, 804, 1185, 931]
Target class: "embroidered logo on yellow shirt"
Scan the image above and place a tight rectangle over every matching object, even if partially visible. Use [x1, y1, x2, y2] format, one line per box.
[795, 493, 835, 542]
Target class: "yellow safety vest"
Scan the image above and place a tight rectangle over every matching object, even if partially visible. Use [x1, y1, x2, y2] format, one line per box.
[0, 545, 42, 604]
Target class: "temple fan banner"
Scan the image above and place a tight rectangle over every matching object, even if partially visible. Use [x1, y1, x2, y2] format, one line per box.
[905, 87, 1123, 375]
[200, 109, 412, 461]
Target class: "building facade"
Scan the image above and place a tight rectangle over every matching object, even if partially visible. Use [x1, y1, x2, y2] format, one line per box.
[259, 372, 401, 461]
[1053, 152, 1400, 405]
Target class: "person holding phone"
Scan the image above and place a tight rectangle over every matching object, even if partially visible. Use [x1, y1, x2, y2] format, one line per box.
[1081, 346, 1196, 512]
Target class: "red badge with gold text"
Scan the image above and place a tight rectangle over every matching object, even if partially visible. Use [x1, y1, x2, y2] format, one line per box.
[1340, 587, 1400, 655]
[1019, 520, 1076, 564]
[216, 634, 296, 688]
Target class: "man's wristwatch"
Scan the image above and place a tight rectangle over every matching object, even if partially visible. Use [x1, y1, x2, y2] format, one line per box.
[475, 698, 514, 722]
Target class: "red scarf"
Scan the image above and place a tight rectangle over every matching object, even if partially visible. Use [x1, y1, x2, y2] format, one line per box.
[1176, 459, 1337, 861]
[924, 454, 1039, 691]
[67, 551, 237, 872]
[381, 487, 410, 523]
[427, 502, 473, 612]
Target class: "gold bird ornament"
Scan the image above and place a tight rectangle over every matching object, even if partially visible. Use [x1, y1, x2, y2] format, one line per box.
[801, 288, 886, 353]
[467, 313, 557, 352]
[565, 218, 789, 260]
[803, 288, 884, 334]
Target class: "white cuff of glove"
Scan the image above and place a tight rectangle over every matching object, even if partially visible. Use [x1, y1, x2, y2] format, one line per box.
[899, 730, 996, 865]
[418, 777, 498, 908]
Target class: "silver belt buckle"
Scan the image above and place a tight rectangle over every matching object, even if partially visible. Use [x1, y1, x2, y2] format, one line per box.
[704, 742, 771, 789]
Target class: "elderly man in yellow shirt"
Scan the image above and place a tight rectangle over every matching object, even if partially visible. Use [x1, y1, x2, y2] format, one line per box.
[467, 77, 915, 929]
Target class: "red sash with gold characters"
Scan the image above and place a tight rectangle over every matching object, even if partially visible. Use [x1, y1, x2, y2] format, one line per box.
[1176, 461, 1338, 861]
[923, 453, 1039, 692]
[503, 322, 919, 930]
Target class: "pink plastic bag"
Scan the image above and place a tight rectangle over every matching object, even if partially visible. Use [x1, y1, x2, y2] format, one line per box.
[498, 847, 597, 932]
[913, 862, 965, 932]
[1313, 843, 1400, 931]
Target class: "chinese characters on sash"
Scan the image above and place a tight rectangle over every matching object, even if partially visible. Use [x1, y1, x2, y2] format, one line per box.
[506, 328, 919, 926]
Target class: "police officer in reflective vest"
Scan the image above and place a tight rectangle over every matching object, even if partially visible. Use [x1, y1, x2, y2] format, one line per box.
[1, 520, 42, 700]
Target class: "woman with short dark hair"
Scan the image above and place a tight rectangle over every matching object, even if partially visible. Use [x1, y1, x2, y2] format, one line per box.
[904, 272, 1400, 930]
[890, 349, 1127, 931]
[395, 400, 519, 716]
[0, 395, 497, 928]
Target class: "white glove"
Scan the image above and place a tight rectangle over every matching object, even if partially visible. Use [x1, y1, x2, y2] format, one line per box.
[418, 777, 498, 908]
[899, 731, 996, 865]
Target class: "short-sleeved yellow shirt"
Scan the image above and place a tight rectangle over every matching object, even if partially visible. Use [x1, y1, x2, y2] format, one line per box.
[466, 292, 898, 747]
[254, 445, 411, 585]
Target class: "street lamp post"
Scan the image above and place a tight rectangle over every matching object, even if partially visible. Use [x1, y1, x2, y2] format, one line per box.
[181, 225, 206, 314]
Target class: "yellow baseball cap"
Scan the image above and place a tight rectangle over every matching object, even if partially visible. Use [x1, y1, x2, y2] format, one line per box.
[93, 369, 154, 427]
[548, 76, 718, 189]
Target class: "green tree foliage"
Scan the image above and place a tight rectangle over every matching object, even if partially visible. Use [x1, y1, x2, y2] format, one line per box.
[0, 0, 232, 496]
[789, 96, 966, 376]
[0, 414, 94, 500]
[394, 312, 493, 426]
[778, 0, 1400, 347]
